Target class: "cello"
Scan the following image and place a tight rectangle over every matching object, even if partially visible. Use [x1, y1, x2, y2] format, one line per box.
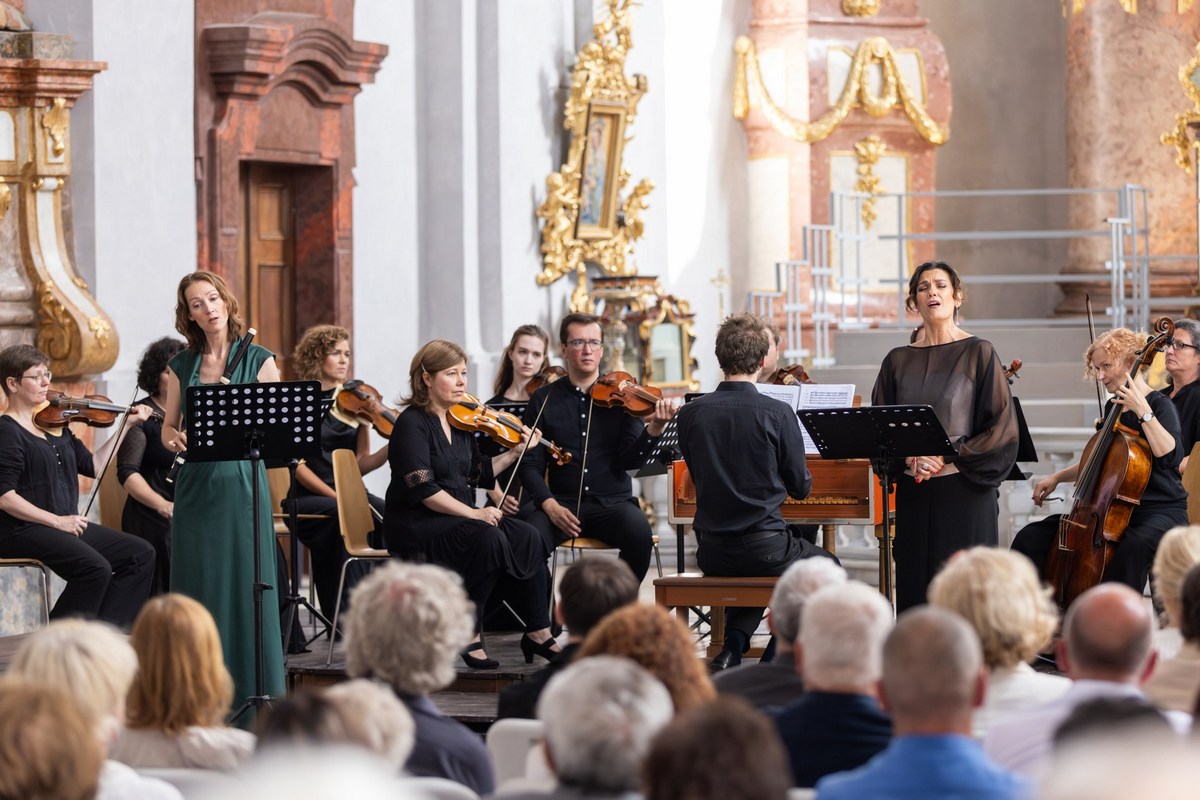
[1043, 318, 1174, 611]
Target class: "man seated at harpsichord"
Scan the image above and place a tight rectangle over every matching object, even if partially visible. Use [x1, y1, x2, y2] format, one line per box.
[675, 312, 837, 673]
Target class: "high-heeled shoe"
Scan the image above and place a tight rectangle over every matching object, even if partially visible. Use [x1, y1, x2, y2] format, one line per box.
[520, 634, 561, 664]
[460, 642, 499, 670]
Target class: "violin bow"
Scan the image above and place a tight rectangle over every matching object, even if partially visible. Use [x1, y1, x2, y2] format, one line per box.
[82, 382, 141, 518]
[496, 394, 550, 511]
[1085, 294, 1105, 422]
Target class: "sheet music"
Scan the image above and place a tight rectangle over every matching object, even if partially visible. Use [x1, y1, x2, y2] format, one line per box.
[753, 383, 801, 412]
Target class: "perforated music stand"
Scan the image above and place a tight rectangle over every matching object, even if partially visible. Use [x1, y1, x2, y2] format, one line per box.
[798, 405, 955, 607]
[186, 380, 322, 724]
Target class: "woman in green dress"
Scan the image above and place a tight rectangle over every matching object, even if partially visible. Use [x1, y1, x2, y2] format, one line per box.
[160, 270, 284, 714]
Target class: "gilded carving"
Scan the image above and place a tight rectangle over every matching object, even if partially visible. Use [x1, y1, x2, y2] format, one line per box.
[0, 182, 9, 220]
[1159, 42, 1200, 175]
[734, 36, 949, 146]
[41, 97, 68, 158]
[842, 0, 881, 16]
[536, 0, 655, 311]
[853, 135, 888, 230]
[88, 315, 112, 346]
[36, 281, 74, 361]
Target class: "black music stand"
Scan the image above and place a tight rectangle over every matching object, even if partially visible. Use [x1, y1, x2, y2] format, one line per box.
[1005, 396, 1038, 481]
[280, 458, 335, 653]
[798, 405, 955, 606]
[186, 380, 322, 724]
[629, 417, 684, 571]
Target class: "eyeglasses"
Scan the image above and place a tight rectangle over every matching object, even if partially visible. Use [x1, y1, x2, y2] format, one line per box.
[566, 339, 604, 351]
[20, 371, 52, 384]
[1168, 340, 1199, 352]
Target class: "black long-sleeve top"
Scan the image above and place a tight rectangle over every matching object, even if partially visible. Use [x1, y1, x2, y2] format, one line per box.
[676, 381, 812, 538]
[1104, 392, 1187, 508]
[1167, 380, 1200, 459]
[518, 377, 657, 508]
[386, 405, 496, 514]
[116, 398, 174, 502]
[0, 417, 94, 532]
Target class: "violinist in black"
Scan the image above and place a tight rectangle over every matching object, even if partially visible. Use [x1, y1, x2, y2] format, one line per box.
[518, 313, 676, 582]
[117, 336, 185, 595]
[285, 325, 388, 620]
[1012, 327, 1187, 592]
[0, 344, 155, 626]
[1163, 317, 1200, 474]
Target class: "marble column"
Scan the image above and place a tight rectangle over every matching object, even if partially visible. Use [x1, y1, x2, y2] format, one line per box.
[1060, 0, 1200, 315]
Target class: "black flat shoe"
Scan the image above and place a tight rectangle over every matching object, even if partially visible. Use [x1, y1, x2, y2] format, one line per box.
[520, 634, 560, 664]
[460, 642, 499, 670]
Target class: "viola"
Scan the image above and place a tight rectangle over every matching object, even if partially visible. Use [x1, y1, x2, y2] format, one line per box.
[334, 379, 399, 439]
[448, 393, 573, 466]
[34, 390, 158, 430]
[770, 364, 814, 385]
[590, 371, 663, 417]
[525, 365, 567, 394]
[1043, 318, 1174, 611]
[1003, 358, 1022, 385]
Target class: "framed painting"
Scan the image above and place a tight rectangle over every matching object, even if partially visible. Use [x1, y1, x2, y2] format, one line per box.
[574, 100, 627, 241]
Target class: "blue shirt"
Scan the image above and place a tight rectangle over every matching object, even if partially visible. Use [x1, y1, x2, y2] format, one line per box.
[816, 734, 1030, 800]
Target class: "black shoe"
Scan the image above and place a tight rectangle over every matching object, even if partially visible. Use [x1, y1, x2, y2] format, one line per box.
[520, 634, 560, 664]
[460, 642, 499, 670]
[709, 649, 740, 673]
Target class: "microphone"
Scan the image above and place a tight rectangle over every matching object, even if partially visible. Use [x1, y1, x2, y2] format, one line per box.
[167, 328, 257, 484]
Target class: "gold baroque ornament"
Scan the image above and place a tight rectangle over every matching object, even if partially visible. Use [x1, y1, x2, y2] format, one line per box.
[36, 281, 74, 361]
[853, 135, 887, 230]
[0, 182, 9, 220]
[1159, 42, 1200, 175]
[842, 0, 881, 16]
[535, 0, 654, 311]
[733, 36, 949, 146]
[41, 97, 68, 158]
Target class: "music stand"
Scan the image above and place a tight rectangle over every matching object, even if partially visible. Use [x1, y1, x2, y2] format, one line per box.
[1005, 396, 1038, 481]
[280, 458, 335, 653]
[798, 405, 955, 606]
[186, 380, 322, 724]
[629, 417, 684, 570]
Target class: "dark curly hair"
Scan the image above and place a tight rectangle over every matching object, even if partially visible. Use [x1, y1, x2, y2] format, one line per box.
[136, 337, 186, 396]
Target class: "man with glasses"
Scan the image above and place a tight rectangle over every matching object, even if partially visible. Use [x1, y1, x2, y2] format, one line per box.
[519, 313, 675, 582]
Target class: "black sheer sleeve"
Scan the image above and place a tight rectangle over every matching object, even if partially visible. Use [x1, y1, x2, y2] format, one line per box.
[117, 422, 147, 485]
[389, 408, 441, 503]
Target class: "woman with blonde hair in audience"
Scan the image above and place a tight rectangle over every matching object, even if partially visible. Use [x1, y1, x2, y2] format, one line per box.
[1145, 564, 1200, 713]
[112, 593, 255, 770]
[0, 681, 106, 800]
[1150, 524, 1200, 659]
[7, 619, 182, 800]
[576, 602, 716, 713]
[928, 546, 1069, 737]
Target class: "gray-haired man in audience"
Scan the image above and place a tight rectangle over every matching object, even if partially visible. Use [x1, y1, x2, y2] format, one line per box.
[713, 557, 847, 708]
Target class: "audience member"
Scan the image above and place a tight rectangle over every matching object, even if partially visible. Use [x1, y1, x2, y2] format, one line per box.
[498, 558, 640, 720]
[1040, 733, 1200, 800]
[577, 603, 716, 713]
[0, 680, 105, 800]
[7, 619, 182, 800]
[927, 547, 1070, 736]
[1151, 524, 1200, 658]
[713, 558, 847, 709]
[816, 607, 1029, 800]
[343, 561, 494, 795]
[642, 696, 791, 800]
[1052, 695, 1173, 750]
[502, 656, 673, 800]
[985, 583, 1190, 780]
[775, 582, 893, 787]
[112, 594, 254, 770]
[1145, 563, 1200, 712]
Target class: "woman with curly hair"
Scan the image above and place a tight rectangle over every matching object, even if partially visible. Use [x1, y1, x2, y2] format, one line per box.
[117, 336, 186, 594]
[286, 325, 389, 619]
[113, 593, 255, 770]
[1013, 327, 1188, 595]
[577, 602, 716, 713]
[928, 547, 1069, 737]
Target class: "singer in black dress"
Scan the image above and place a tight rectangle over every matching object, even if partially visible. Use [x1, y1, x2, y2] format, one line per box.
[872, 262, 1018, 612]
[384, 339, 558, 669]
[117, 336, 185, 595]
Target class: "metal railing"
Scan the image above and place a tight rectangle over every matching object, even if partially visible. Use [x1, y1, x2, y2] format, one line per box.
[744, 184, 1195, 365]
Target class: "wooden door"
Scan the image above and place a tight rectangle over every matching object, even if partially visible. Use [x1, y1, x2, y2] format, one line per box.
[245, 164, 296, 377]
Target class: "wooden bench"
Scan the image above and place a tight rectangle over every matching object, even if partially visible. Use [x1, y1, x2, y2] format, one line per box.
[653, 573, 779, 658]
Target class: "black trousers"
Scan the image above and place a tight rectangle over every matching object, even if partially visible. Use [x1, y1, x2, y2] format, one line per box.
[525, 496, 653, 582]
[281, 492, 385, 619]
[0, 522, 154, 628]
[697, 529, 838, 652]
[1011, 504, 1187, 594]
[894, 473, 999, 613]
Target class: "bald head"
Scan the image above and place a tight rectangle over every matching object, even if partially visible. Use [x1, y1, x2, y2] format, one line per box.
[1061, 584, 1152, 681]
[881, 607, 982, 732]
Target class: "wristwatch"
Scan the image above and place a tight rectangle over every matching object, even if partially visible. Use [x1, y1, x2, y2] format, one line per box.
[1141, 411, 1154, 423]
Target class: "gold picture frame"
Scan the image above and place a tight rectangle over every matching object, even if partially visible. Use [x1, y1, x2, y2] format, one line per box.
[575, 100, 628, 240]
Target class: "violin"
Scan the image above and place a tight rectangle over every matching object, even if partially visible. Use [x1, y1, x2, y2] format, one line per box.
[525, 365, 567, 394]
[34, 390, 159, 430]
[333, 379, 398, 438]
[770, 364, 814, 385]
[590, 371, 664, 417]
[1043, 318, 1174, 611]
[1003, 358, 1022, 385]
[448, 393, 573, 466]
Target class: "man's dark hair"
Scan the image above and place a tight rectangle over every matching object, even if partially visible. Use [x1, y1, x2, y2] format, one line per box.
[559, 313, 603, 345]
[714, 313, 770, 377]
[1052, 696, 1171, 751]
[559, 559, 639, 637]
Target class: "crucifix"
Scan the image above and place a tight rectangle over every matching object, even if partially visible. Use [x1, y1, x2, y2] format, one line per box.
[710, 268, 730, 320]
